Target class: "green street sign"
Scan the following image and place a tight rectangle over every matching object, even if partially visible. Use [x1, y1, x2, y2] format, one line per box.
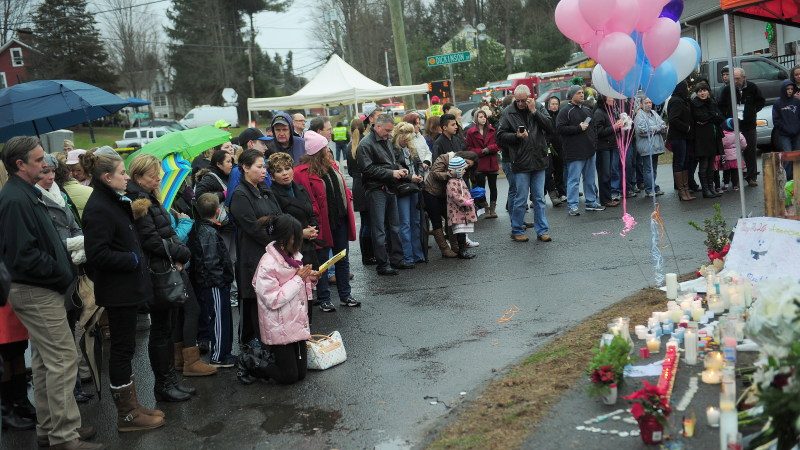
[426, 51, 471, 67]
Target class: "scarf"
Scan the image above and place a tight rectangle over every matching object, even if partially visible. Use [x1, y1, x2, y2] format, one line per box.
[322, 168, 346, 228]
[36, 182, 66, 208]
[277, 247, 303, 268]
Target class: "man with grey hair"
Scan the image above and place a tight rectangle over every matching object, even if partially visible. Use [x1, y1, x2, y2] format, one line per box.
[718, 67, 765, 186]
[0, 137, 101, 449]
[292, 113, 306, 137]
[497, 84, 555, 242]
[357, 113, 408, 275]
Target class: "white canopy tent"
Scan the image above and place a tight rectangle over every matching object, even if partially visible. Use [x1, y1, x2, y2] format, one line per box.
[247, 54, 428, 114]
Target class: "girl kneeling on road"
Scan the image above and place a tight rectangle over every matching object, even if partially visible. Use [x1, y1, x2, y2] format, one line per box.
[252, 215, 317, 384]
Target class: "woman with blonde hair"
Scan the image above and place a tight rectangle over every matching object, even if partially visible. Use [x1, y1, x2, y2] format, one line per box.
[127, 155, 215, 405]
[346, 118, 376, 265]
[392, 122, 426, 265]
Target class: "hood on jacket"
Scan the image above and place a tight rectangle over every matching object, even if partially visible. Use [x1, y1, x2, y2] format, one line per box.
[672, 81, 689, 100]
[781, 79, 797, 98]
[271, 112, 295, 148]
[131, 198, 151, 220]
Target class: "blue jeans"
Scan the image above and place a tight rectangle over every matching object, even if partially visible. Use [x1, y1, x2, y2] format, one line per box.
[366, 189, 403, 271]
[502, 161, 515, 211]
[397, 192, 425, 264]
[315, 219, 351, 303]
[511, 170, 548, 236]
[778, 134, 800, 180]
[566, 155, 599, 210]
[642, 153, 661, 194]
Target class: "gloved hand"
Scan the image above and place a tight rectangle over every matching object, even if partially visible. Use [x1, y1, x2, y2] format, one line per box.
[464, 198, 474, 207]
[70, 249, 87, 265]
[66, 236, 85, 252]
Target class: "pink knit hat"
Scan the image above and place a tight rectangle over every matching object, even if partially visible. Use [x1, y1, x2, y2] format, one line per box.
[304, 130, 328, 155]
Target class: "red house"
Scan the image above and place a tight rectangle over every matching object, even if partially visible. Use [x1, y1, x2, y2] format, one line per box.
[0, 39, 34, 89]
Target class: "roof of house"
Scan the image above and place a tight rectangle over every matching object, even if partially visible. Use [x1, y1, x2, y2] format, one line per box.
[682, 0, 723, 22]
[0, 38, 35, 55]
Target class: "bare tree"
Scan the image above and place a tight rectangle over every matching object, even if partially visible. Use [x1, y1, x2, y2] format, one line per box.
[102, 0, 161, 98]
[1, 0, 32, 45]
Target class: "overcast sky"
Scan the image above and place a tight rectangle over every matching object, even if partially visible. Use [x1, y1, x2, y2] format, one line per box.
[85, 0, 323, 77]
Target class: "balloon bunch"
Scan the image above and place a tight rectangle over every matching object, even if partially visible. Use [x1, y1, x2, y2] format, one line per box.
[555, 0, 701, 105]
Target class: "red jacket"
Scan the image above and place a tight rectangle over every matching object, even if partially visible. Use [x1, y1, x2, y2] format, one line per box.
[0, 303, 28, 344]
[293, 164, 356, 248]
[465, 124, 500, 173]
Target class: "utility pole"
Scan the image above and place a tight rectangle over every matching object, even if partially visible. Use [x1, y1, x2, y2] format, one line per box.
[384, 49, 391, 86]
[247, 13, 256, 99]
[388, 0, 415, 109]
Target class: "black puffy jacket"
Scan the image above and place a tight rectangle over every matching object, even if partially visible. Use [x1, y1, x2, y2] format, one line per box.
[667, 82, 693, 141]
[194, 165, 229, 204]
[83, 180, 151, 307]
[496, 103, 553, 172]
[271, 181, 319, 265]
[187, 220, 234, 289]
[126, 180, 191, 266]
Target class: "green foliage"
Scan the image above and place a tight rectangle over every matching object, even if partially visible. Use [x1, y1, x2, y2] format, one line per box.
[688, 203, 731, 252]
[586, 335, 633, 397]
[29, 0, 117, 91]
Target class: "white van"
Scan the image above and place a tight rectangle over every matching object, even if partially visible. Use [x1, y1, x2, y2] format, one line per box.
[179, 106, 239, 129]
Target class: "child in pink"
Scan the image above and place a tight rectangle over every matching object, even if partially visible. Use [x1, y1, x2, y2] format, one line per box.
[445, 156, 478, 259]
[252, 215, 317, 384]
[717, 118, 746, 192]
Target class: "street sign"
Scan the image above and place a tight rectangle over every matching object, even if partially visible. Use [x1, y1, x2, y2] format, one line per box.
[426, 51, 471, 67]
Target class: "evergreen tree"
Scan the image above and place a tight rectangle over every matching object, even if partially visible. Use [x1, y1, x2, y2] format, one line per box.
[29, 0, 117, 92]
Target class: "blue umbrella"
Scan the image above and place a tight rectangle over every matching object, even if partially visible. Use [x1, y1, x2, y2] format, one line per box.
[126, 97, 150, 107]
[0, 79, 128, 143]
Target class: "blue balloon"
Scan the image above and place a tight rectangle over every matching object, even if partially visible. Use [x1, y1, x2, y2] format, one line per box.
[645, 61, 678, 105]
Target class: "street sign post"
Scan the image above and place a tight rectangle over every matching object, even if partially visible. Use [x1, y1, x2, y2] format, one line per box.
[426, 51, 472, 103]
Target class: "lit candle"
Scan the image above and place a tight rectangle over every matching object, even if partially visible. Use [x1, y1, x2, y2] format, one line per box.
[706, 406, 720, 427]
[691, 307, 704, 322]
[705, 351, 725, 371]
[685, 328, 698, 365]
[668, 308, 682, 323]
[666, 273, 678, 299]
[635, 325, 648, 340]
[702, 369, 722, 384]
[647, 336, 661, 353]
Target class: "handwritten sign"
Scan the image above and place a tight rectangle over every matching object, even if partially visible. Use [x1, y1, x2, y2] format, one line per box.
[724, 217, 800, 283]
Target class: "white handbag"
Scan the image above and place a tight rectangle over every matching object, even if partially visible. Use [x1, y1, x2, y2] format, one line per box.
[306, 331, 347, 370]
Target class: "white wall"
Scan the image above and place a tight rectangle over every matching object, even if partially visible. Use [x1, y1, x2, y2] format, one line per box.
[735, 16, 770, 55]
[700, 17, 726, 60]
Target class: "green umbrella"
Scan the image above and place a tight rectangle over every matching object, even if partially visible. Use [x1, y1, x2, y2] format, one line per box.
[125, 125, 231, 166]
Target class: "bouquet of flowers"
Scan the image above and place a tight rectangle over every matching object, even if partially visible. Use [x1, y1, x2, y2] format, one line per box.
[624, 381, 672, 426]
[743, 279, 800, 450]
[688, 203, 731, 262]
[586, 335, 632, 397]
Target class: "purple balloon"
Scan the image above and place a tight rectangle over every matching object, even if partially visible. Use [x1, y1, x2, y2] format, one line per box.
[659, 0, 683, 21]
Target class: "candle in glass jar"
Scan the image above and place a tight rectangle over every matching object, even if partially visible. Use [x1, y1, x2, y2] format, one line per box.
[705, 351, 725, 370]
[702, 369, 722, 384]
[646, 336, 661, 353]
[666, 273, 678, 299]
[691, 307, 704, 322]
[635, 325, 648, 340]
[706, 406, 720, 427]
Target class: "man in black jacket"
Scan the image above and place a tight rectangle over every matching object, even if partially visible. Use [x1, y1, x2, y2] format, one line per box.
[556, 86, 605, 216]
[718, 67, 765, 186]
[0, 137, 99, 449]
[431, 114, 464, 161]
[356, 113, 408, 275]
[497, 85, 554, 242]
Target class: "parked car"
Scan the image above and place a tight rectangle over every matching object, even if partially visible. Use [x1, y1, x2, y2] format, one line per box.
[179, 105, 239, 128]
[134, 119, 187, 131]
[115, 127, 173, 148]
[700, 55, 789, 105]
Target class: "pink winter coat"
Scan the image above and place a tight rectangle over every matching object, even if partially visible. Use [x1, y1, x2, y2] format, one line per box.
[252, 242, 314, 345]
[446, 178, 477, 225]
[719, 130, 746, 170]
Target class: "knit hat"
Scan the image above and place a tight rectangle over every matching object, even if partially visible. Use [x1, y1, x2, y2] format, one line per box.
[304, 130, 328, 155]
[66, 149, 86, 165]
[448, 155, 467, 178]
[94, 146, 119, 158]
[431, 95, 441, 104]
[43, 153, 58, 168]
[724, 118, 734, 131]
[567, 85, 583, 100]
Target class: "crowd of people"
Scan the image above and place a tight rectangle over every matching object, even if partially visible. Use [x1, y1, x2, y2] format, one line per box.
[0, 65, 786, 449]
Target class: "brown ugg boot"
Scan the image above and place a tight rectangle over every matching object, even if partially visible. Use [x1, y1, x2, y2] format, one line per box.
[174, 342, 184, 370]
[432, 229, 457, 258]
[182, 346, 218, 377]
[129, 380, 164, 418]
[485, 201, 498, 219]
[111, 382, 165, 432]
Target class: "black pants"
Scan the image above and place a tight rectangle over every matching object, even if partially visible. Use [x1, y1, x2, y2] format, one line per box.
[266, 341, 307, 385]
[698, 156, 717, 188]
[723, 168, 739, 187]
[172, 275, 200, 347]
[239, 297, 259, 348]
[742, 128, 758, 181]
[148, 307, 174, 381]
[365, 189, 403, 271]
[545, 153, 566, 196]
[475, 173, 498, 203]
[422, 190, 447, 231]
[358, 211, 374, 264]
[106, 306, 138, 386]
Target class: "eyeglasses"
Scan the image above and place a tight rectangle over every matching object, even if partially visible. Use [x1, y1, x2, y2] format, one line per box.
[514, 99, 528, 104]
[294, 119, 305, 123]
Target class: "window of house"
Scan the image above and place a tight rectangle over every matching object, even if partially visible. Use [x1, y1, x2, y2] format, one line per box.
[153, 94, 167, 107]
[10, 48, 23, 67]
[0, 72, 6, 89]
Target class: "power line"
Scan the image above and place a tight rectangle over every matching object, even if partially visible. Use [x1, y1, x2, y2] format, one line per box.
[88, 0, 171, 15]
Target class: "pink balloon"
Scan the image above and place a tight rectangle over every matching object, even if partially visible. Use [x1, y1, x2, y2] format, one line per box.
[598, 32, 637, 80]
[643, 18, 681, 67]
[603, 0, 640, 34]
[635, 0, 671, 32]
[555, 0, 595, 44]
[579, 0, 617, 31]
[581, 32, 604, 60]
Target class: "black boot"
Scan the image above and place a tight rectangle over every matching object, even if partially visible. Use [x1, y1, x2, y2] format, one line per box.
[151, 344, 190, 402]
[1, 379, 35, 431]
[10, 373, 35, 419]
[701, 176, 718, 198]
[359, 236, 377, 265]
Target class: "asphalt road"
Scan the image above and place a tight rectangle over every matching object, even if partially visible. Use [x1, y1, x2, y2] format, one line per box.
[1, 168, 764, 450]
